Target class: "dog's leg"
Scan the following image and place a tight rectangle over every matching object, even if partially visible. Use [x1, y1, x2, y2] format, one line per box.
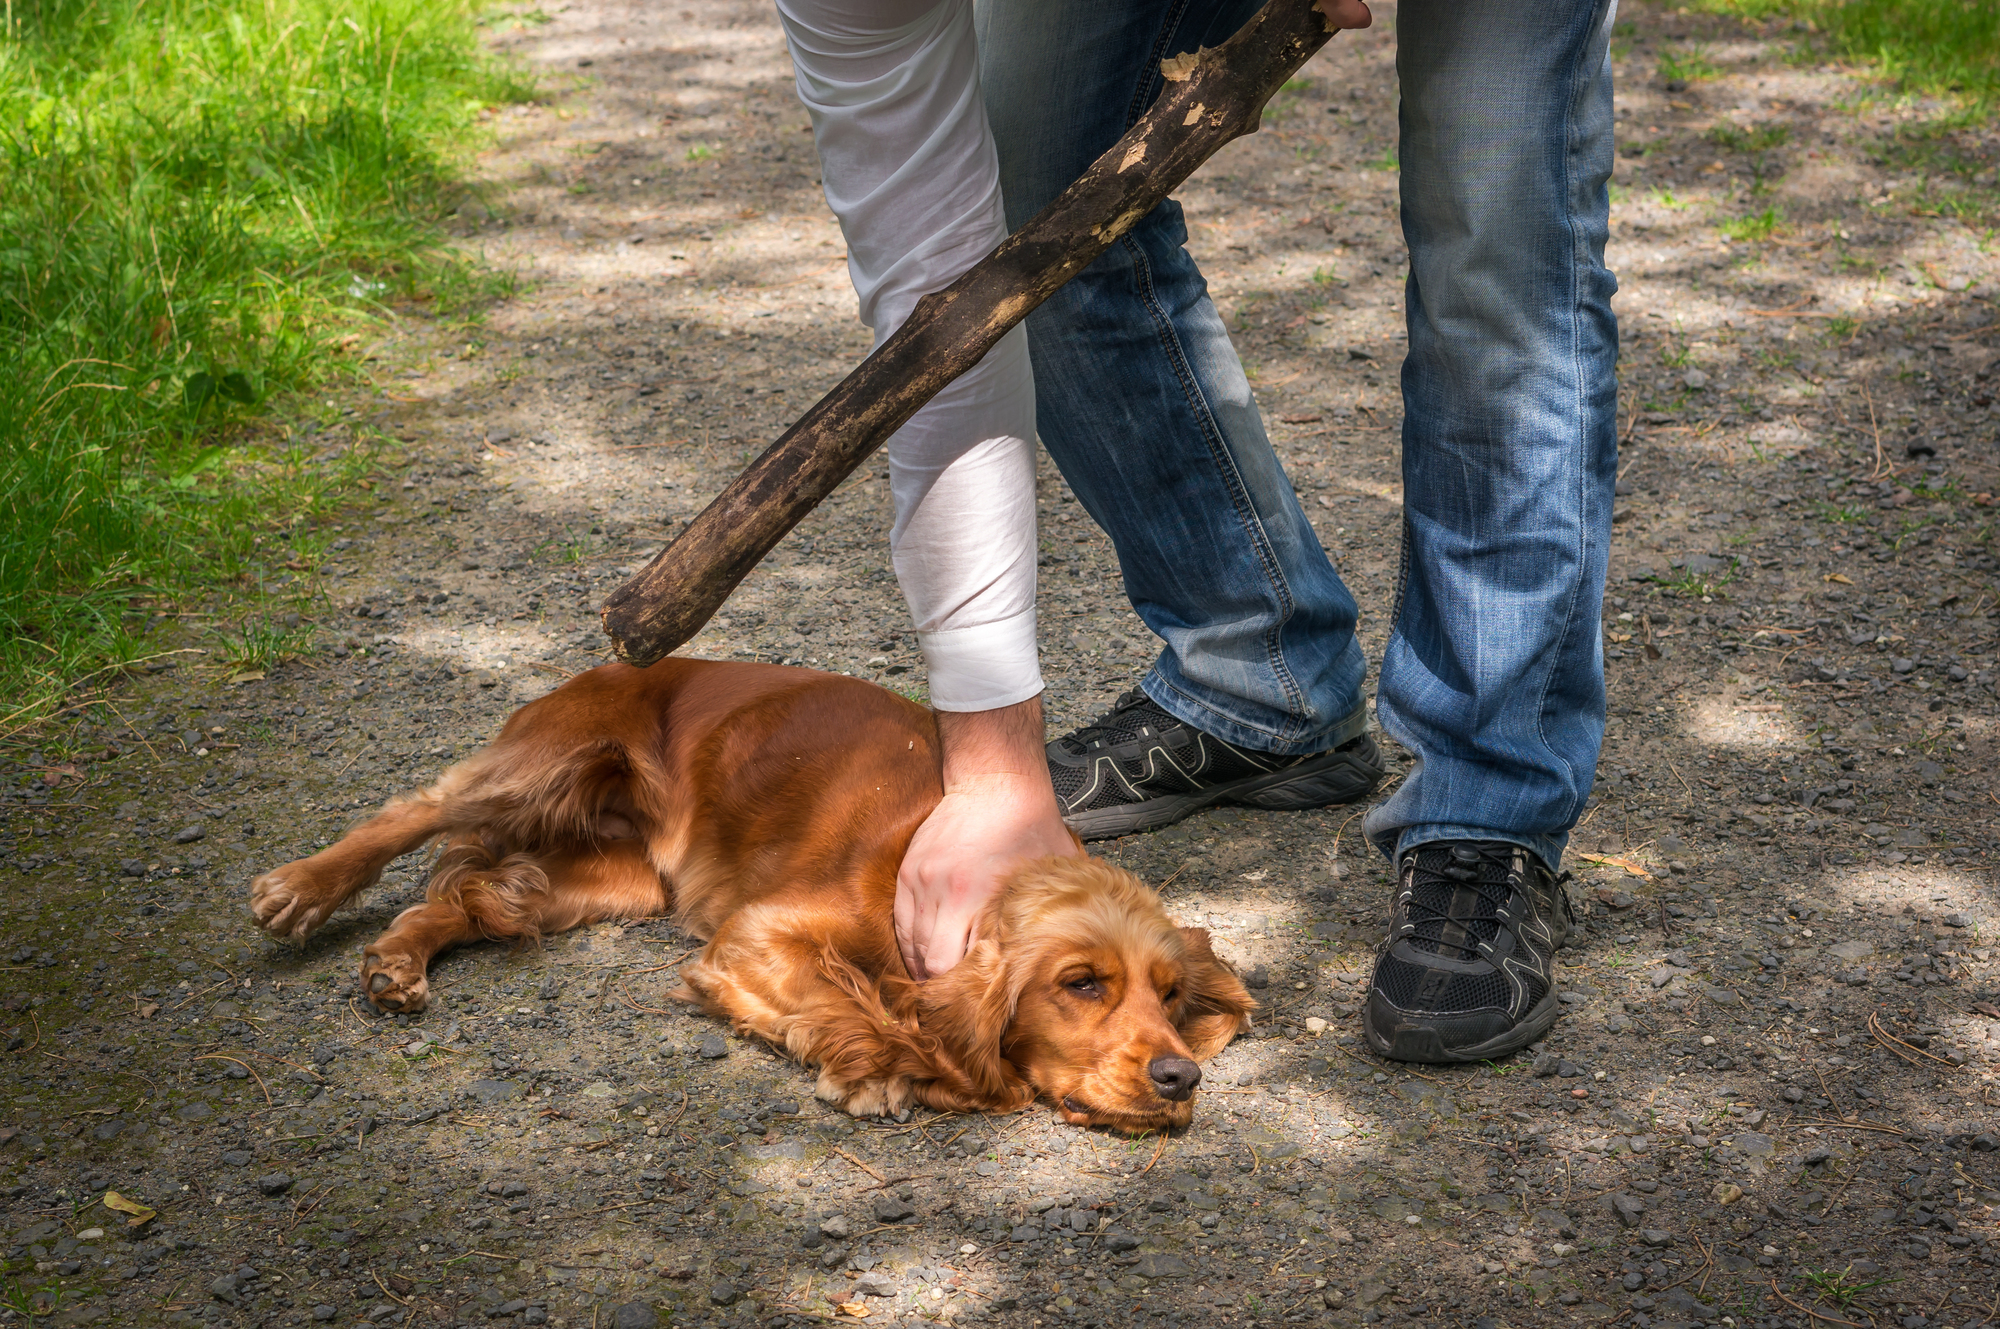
[360, 838, 667, 1014]
[678, 906, 924, 1119]
[252, 794, 451, 941]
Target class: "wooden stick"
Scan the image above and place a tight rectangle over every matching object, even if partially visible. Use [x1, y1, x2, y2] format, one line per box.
[601, 0, 1349, 664]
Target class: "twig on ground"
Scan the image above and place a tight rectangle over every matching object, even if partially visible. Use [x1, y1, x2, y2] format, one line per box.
[1866, 1012, 1959, 1070]
[193, 1054, 273, 1107]
[832, 1147, 885, 1182]
[1330, 1039, 1442, 1083]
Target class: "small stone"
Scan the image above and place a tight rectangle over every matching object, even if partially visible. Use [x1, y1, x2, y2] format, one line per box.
[1891, 657, 1916, 674]
[818, 1215, 851, 1240]
[1610, 1194, 1646, 1228]
[854, 1271, 896, 1298]
[220, 1150, 252, 1167]
[1640, 1229, 1673, 1248]
[174, 825, 206, 844]
[1942, 912, 1971, 929]
[1782, 1085, 1806, 1103]
[209, 1276, 240, 1304]
[1304, 1017, 1328, 1036]
[311, 1307, 337, 1322]
[1103, 1230, 1139, 1252]
[872, 1195, 915, 1223]
[1244, 965, 1270, 990]
[698, 1034, 729, 1059]
[255, 1174, 294, 1197]
[707, 1282, 741, 1307]
[610, 1304, 659, 1329]
[1530, 1052, 1559, 1078]
[1714, 1182, 1744, 1206]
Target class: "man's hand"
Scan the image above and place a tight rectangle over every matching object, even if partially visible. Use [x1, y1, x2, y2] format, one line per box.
[895, 697, 1080, 980]
[1317, 0, 1373, 29]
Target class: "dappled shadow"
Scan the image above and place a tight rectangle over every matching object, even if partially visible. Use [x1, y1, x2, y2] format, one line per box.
[2, 0, 1998, 1325]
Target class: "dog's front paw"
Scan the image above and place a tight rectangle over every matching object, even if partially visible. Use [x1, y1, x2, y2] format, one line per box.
[815, 1070, 913, 1120]
[359, 947, 430, 1013]
[250, 863, 338, 939]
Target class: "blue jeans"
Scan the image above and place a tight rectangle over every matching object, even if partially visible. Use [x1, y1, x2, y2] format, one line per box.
[978, 0, 1619, 868]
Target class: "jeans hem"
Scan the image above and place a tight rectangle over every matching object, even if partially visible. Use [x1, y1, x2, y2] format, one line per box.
[1377, 823, 1568, 872]
[1139, 669, 1367, 756]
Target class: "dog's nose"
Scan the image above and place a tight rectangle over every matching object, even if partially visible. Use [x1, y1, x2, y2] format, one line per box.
[1148, 1056, 1202, 1101]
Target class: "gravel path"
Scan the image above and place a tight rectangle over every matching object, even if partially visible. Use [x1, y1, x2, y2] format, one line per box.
[4, 3, 1999, 1327]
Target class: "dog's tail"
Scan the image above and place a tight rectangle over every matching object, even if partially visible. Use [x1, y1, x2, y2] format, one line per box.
[425, 834, 553, 943]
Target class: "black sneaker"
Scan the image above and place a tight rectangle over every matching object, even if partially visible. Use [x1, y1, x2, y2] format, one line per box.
[1363, 840, 1574, 1064]
[1046, 690, 1383, 841]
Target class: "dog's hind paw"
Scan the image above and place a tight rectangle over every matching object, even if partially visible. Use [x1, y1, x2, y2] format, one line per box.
[359, 948, 430, 1014]
[250, 864, 337, 940]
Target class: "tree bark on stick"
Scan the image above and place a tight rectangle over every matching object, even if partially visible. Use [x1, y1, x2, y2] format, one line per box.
[602, 0, 1345, 666]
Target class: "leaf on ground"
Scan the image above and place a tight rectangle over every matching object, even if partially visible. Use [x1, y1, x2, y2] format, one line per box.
[1824, 572, 1854, 584]
[1577, 853, 1652, 879]
[103, 1191, 155, 1225]
[835, 1303, 871, 1319]
[1973, 1001, 2000, 1019]
[229, 671, 266, 684]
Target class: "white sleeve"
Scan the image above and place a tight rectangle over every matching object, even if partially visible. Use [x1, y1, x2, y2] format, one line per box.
[778, 0, 1042, 713]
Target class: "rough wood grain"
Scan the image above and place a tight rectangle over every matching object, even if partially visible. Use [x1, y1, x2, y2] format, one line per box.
[602, 0, 1345, 666]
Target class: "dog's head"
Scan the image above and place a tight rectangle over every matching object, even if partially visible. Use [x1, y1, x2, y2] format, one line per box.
[918, 858, 1254, 1132]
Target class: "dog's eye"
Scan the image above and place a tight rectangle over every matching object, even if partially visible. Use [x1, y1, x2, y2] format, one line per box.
[1065, 976, 1102, 997]
[1161, 986, 1179, 1003]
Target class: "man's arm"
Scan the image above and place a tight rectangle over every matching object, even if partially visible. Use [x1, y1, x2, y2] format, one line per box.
[895, 695, 1080, 980]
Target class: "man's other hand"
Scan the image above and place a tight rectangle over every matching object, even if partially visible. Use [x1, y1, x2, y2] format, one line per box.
[895, 697, 1080, 980]
[1318, 0, 1373, 29]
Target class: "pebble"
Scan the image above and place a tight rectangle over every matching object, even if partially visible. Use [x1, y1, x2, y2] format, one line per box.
[611, 1302, 660, 1328]
[819, 1215, 851, 1240]
[872, 1195, 916, 1223]
[173, 825, 205, 844]
[254, 1174, 294, 1196]
[698, 1034, 729, 1059]
[707, 1282, 741, 1306]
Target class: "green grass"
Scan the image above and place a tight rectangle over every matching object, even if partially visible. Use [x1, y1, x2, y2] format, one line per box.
[1706, 120, 1792, 153]
[1697, 0, 1998, 106]
[1720, 206, 1786, 241]
[0, 0, 532, 733]
[1658, 45, 1720, 84]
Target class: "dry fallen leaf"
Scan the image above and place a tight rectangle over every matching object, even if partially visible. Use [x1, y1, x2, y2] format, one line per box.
[836, 1303, 871, 1319]
[230, 670, 266, 685]
[1577, 853, 1653, 879]
[1973, 1001, 2000, 1019]
[1824, 572, 1854, 585]
[137, 1002, 160, 1019]
[102, 1191, 156, 1226]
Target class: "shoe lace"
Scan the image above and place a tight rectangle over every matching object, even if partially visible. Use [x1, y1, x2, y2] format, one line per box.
[1401, 842, 1518, 962]
[1053, 690, 1163, 757]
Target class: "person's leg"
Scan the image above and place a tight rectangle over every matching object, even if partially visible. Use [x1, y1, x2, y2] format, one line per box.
[1359, 0, 1619, 1064]
[781, 0, 1041, 713]
[978, 0, 1367, 756]
[1360, 0, 1620, 870]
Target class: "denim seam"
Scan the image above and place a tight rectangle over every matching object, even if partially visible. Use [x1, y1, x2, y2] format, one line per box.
[1117, 233, 1310, 745]
[1529, 0, 1617, 840]
[1125, 0, 1195, 130]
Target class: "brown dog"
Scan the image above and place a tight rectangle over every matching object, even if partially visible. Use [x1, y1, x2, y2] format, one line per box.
[249, 660, 1252, 1130]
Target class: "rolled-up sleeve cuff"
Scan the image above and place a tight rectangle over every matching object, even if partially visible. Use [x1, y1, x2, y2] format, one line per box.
[917, 606, 1043, 712]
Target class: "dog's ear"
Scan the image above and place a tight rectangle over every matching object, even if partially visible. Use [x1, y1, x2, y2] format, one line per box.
[901, 939, 1036, 1114]
[1175, 926, 1255, 1060]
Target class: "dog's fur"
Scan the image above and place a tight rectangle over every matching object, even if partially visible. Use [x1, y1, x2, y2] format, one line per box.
[250, 660, 1253, 1129]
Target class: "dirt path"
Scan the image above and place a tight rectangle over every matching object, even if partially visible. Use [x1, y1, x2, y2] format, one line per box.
[3, 2, 1999, 1326]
